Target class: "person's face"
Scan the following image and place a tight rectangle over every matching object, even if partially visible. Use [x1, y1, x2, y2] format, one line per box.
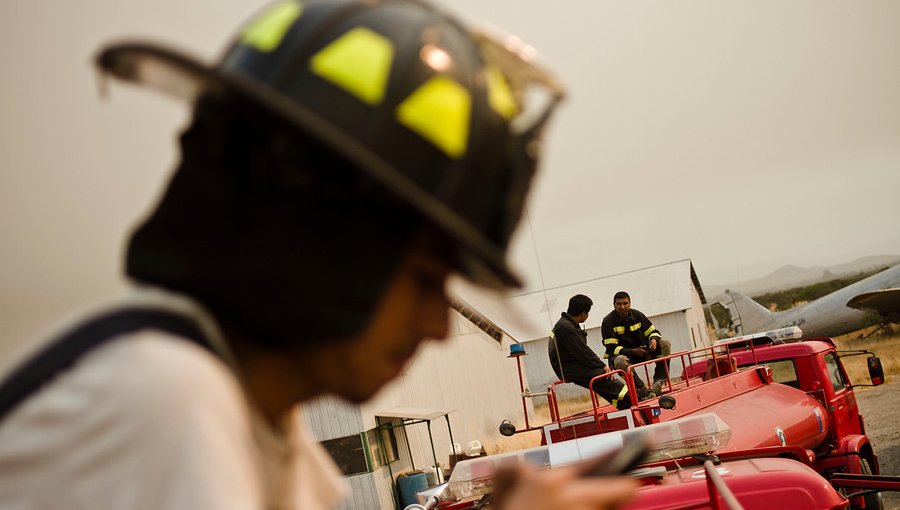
[306, 246, 453, 402]
[614, 297, 631, 319]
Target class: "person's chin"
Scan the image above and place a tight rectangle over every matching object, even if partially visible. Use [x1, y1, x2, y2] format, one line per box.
[341, 366, 404, 403]
[343, 379, 390, 403]
[343, 390, 374, 404]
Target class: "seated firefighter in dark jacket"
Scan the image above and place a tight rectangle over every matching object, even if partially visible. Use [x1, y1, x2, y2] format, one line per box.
[548, 294, 632, 410]
[601, 291, 672, 396]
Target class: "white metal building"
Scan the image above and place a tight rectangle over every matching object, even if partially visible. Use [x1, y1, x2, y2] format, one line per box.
[301, 279, 532, 510]
[504, 259, 710, 398]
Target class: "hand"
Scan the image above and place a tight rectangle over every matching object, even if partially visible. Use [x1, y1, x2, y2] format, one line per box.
[603, 366, 612, 374]
[632, 347, 648, 359]
[648, 339, 657, 351]
[491, 462, 638, 510]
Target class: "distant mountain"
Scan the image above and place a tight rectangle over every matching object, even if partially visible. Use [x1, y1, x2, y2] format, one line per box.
[703, 255, 900, 298]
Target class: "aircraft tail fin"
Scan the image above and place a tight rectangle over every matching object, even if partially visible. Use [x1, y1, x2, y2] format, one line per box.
[712, 290, 775, 335]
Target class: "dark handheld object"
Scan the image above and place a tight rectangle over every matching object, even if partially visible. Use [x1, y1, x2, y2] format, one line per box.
[579, 436, 649, 477]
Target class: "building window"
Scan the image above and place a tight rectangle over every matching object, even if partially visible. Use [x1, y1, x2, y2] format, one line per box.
[366, 421, 400, 469]
[320, 425, 400, 476]
[321, 434, 368, 476]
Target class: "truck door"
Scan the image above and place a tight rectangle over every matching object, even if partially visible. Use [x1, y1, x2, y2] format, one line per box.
[823, 352, 862, 437]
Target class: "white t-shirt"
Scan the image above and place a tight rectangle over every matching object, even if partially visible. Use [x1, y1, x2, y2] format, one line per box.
[0, 288, 346, 510]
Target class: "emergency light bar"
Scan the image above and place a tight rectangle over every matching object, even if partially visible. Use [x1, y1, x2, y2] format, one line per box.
[444, 413, 732, 502]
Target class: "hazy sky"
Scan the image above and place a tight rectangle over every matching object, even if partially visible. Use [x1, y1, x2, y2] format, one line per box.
[2, 0, 899, 355]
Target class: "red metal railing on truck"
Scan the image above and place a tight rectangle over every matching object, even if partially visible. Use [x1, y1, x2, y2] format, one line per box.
[560, 338, 769, 423]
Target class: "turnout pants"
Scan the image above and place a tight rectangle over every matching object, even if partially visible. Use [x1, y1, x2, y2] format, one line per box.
[569, 371, 632, 410]
[611, 338, 671, 391]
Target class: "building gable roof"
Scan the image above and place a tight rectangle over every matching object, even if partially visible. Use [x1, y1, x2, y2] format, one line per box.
[503, 259, 706, 342]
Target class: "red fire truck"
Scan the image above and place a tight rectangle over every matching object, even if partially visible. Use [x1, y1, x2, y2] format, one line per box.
[410, 327, 900, 510]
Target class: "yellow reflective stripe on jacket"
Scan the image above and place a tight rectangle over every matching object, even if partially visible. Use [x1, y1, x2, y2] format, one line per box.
[613, 346, 623, 355]
[649, 332, 662, 340]
[603, 338, 618, 345]
[611, 385, 629, 407]
[629, 322, 641, 332]
[643, 325, 657, 337]
[613, 326, 625, 334]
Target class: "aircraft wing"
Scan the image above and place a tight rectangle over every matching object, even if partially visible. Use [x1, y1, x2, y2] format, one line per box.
[847, 288, 900, 317]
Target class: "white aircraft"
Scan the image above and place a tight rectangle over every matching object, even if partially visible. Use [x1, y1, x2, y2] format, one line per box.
[711, 264, 900, 338]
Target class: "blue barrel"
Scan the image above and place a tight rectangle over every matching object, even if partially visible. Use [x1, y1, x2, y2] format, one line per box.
[397, 471, 428, 507]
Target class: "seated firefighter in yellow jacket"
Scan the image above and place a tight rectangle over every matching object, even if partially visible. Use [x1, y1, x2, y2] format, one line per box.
[601, 291, 671, 398]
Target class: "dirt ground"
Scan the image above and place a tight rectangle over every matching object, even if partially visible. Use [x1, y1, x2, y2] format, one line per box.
[852, 378, 900, 509]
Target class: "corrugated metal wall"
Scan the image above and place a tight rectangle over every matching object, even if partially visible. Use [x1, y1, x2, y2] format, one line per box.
[302, 397, 377, 510]
[338, 475, 382, 510]
[363, 327, 531, 453]
[304, 395, 364, 441]
[687, 280, 711, 349]
[650, 311, 694, 355]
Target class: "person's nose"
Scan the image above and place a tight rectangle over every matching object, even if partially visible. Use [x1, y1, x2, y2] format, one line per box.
[421, 303, 449, 340]
[420, 289, 450, 340]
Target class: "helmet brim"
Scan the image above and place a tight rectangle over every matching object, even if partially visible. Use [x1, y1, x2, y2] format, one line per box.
[96, 42, 524, 289]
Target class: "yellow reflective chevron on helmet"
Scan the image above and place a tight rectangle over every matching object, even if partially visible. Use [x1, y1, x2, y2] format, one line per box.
[485, 64, 518, 120]
[241, 0, 303, 52]
[396, 76, 471, 158]
[310, 27, 395, 105]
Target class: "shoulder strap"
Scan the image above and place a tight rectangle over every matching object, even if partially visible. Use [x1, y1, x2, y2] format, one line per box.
[0, 308, 212, 422]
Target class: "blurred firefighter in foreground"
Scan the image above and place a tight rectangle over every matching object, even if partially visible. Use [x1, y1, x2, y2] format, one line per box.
[0, 0, 637, 508]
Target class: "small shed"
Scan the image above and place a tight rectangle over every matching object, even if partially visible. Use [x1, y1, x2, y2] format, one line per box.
[504, 259, 710, 397]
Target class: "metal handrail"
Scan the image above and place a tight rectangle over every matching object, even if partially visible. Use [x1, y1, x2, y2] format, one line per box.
[703, 460, 746, 510]
[546, 373, 630, 439]
[545, 338, 767, 437]
[624, 337, 767, 395]
[587, 369, 631, 418]
[547, 380, 568, 423]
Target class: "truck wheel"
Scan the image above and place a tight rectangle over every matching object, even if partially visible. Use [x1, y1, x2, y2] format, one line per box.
[858, 457, 884, 510]
[846, 458, 884, 510]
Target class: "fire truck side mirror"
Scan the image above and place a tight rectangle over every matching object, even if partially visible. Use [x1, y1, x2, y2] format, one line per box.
[867, 357, 885, 386]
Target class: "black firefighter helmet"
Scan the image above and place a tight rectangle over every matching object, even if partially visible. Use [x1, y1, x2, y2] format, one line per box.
[97, 0, 565, 345]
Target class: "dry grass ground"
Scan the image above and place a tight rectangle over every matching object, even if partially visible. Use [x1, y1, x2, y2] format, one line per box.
[492, 393, 595, 453]
[833, 327, 900, 383]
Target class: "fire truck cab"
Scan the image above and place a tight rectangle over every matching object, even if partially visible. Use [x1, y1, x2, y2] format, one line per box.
[730, 336, 884, 485]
